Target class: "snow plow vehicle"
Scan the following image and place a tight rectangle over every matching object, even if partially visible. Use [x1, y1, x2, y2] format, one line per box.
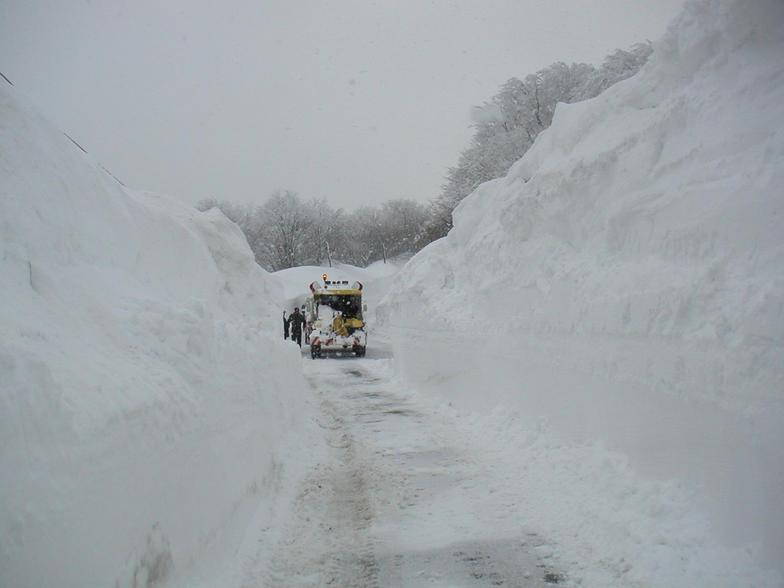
[306, 275, 367, 358]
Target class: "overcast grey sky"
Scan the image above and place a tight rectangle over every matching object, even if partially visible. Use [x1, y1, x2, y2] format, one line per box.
[2, 0, 685, 210]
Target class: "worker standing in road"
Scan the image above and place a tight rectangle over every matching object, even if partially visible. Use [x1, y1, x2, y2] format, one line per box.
[288, 307, 306, 347]
[283, 310, 289, 340]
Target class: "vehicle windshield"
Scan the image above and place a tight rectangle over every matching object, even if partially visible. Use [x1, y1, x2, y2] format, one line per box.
[316, 294, 362, 319]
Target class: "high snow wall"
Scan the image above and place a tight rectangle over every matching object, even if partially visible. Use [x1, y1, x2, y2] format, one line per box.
[0, 84, 310, 587]
[381, 0, 784, 580]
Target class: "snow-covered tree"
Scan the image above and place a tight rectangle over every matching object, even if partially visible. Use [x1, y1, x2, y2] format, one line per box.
[253, 190, 313, 270]
[302, 198, 344, 267]
[423, 42, 652, 240]
[380, 199, 428, 258]
[199, 44, 653, 267]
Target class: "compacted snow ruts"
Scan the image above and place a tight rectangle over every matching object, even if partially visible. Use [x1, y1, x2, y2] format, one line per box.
[244, 346, 566, 587]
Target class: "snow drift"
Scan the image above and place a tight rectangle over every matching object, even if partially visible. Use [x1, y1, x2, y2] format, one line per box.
[0, 83, 311, 587]
[381, 0, 784, 585]
[275, 261, 402, 312]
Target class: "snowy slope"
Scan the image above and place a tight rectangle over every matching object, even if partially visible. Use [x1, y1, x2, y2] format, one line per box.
[380, 0, 784, 585]
[0, 83, 313, 588]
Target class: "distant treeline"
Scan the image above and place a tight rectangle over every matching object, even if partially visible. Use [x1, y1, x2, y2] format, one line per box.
[197, 192, 428, 271]
[200, 42, 651, 271]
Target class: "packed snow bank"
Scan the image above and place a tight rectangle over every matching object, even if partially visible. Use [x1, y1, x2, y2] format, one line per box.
[0, 83, 312, 588]
[380, 0, 784, 585]
[275, 260, 403, 320]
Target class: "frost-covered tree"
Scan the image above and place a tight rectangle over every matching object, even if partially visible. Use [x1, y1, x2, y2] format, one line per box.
[198, 43, 652, 267]
[380, 199, 428, 258]
[343, 206, 387, 266]
[329, 199, 427, 266]
[302, 198, 344, 267]
[253, 190, 313, 270]
[424, 42, 652, 241]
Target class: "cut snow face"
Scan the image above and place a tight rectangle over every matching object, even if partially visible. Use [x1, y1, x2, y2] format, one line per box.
[381, 0, 784, 584]
[0, 83, 313, 588]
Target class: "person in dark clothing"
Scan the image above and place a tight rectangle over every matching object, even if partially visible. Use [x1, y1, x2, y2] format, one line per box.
[283, 310, 289, 340]
[288, 307, 306, 347]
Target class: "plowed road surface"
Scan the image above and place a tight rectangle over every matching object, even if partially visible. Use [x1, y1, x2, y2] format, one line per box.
[243, 345, 565, 587]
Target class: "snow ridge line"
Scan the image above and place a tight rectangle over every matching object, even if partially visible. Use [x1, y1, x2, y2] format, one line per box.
[253, 382, 380, 588]
[318, 396, 380, 588]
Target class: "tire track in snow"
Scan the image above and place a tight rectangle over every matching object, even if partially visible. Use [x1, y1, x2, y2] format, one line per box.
[319, 397, 380, 588]
[254, 349, 566, 587]
[258, 388, 379, 588]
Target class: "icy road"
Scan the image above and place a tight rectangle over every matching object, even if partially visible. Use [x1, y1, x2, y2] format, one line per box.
[243, 343, 565, 587]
